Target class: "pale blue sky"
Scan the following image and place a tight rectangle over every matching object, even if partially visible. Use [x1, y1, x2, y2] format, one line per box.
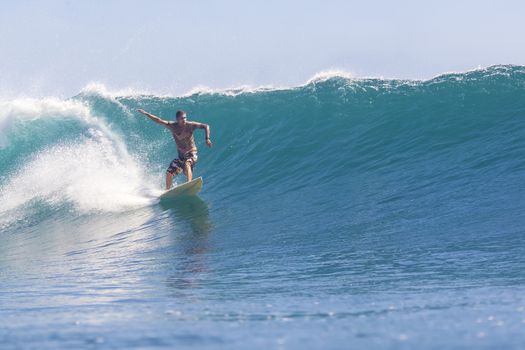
[0, 0, 524, 97]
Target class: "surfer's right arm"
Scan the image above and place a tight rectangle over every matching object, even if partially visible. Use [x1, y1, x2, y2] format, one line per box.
[137, 109, 169, 126]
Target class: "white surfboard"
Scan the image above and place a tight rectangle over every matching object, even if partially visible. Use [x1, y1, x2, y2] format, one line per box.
[160, 177, 203, 200]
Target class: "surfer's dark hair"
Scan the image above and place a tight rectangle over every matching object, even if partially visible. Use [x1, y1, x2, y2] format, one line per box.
[176, 110, 186, 119]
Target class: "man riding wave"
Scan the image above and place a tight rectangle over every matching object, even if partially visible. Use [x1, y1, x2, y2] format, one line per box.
[137, 109, 212, 189]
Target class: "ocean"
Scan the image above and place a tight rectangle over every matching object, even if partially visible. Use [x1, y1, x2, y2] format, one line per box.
[1, 65, 524, 349]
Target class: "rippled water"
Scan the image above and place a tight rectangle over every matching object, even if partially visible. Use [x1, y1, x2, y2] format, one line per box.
[1, 66, 525, 349]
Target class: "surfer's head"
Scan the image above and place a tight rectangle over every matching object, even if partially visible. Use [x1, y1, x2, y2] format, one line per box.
[176, 110, 187, 125]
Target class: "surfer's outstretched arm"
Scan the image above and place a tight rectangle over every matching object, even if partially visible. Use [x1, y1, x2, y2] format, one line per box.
[137, 109, 169, 126]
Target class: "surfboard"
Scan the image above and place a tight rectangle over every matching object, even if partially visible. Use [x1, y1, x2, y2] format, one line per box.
[160, 177, 203, 200]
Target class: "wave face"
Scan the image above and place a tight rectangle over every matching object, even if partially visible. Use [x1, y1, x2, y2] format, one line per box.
[2, 65, 524, 228]
[1, 65, 525, 349]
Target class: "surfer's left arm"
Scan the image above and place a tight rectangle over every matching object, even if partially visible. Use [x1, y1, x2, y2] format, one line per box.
[193, 122, 212, 147]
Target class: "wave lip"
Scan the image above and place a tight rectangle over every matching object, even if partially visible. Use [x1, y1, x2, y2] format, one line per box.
[62, 64, 524, 100]
[0, 98, 96, 149]
[0, 97, 159, 226]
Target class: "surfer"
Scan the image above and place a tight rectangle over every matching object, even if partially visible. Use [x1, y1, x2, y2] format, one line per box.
[137, 109, 212, 189]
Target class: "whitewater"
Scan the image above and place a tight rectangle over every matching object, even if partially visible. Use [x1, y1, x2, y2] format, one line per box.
[1, 65, 524, 349]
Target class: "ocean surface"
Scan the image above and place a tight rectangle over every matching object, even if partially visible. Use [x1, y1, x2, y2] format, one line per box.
[1, 65, 524, 349]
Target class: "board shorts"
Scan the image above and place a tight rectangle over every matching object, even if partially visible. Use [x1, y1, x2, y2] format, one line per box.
[167, 151, 198, 175]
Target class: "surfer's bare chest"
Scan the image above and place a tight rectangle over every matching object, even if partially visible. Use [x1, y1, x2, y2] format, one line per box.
[170, 124, 192, 138]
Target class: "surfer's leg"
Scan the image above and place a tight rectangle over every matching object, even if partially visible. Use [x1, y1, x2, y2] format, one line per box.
[166, 158, 183, 189]
[182, 152, 197, 182]
[166, 171, 174, 190]
[183, 161, 193, 182]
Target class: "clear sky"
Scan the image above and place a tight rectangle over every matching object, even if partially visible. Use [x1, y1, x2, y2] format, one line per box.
[0, 0, 524, 97]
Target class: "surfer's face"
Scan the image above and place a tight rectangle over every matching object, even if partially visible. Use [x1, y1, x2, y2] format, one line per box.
[177, 114, 187, 125]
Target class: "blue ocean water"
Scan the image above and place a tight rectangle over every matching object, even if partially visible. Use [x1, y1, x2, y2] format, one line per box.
[0, 65, 524, 349]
